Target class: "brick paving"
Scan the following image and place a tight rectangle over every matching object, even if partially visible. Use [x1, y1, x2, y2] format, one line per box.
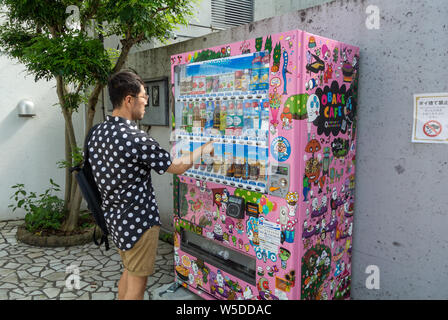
[0, 220, 175, 300]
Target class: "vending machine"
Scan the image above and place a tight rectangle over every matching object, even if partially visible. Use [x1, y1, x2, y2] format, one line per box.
[170, 29, 359, 300]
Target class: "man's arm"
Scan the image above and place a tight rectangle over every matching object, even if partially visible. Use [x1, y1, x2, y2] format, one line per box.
[166, 141, 214, 175]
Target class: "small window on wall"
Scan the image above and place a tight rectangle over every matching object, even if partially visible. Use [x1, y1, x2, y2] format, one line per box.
[211, 0, 254, 29]
[141, 77, 169, 126]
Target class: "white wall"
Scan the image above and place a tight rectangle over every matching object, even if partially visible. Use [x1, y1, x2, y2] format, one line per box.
[0, 56, 84, 220]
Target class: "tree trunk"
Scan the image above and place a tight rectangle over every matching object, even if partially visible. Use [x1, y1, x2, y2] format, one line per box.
[86, 83, 104, 132]
[64, 124, 72, 213]
[62, 185, 82, 232]
[59, 38, 136, 232]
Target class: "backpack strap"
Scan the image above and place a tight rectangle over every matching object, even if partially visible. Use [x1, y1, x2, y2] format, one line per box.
[93, 225, 110, 251]
[84, 123, 110, 251]
[82, 124, 101, 165]
[70, 124, 101, 174]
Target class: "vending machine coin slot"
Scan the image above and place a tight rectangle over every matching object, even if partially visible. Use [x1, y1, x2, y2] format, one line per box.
[267, 163, 290, 198]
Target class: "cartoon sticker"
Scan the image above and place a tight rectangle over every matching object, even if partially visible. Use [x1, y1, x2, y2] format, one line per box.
[271, 137, 291, 162]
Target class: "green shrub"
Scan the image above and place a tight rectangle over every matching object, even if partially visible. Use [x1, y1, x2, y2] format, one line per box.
[9, 179, 66, 233]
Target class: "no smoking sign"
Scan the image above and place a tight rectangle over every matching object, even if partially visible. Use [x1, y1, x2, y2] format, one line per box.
[423, 120, 442, 137]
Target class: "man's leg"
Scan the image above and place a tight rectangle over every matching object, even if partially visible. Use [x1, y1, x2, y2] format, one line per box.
[118, 269, 128, 300]
[123, 273, 148, 300]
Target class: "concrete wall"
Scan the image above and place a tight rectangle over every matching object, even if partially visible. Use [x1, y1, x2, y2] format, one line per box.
[126, 0, 448, 299]
[254, 0, 334, 20]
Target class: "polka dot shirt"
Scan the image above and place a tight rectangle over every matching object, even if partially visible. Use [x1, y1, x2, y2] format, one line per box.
[88, 116, 172, 251]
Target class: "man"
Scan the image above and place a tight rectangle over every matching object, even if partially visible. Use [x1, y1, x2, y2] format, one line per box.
[88, 70, 213, 300]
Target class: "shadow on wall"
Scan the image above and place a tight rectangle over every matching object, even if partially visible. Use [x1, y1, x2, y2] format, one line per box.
[0, 107, 29, 144]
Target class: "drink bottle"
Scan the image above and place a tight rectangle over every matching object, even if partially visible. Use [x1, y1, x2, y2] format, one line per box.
[219, 100, 227, 135]
[200, 101, 207, 130]
[181, 101, 188, 132]
[192, 101, 201, 134]
[213, 100, 221, 132]
[186, 102, 193, 133]
[205, 100, 214, 134]
[233, 99, 244, 136]
[226, 100, 235, 136]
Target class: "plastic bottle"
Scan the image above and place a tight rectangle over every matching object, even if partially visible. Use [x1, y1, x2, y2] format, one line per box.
[226, 100, 235, 136]
[242, 100, 252, 138]
[205, 100, 214, 134]
[233, 99, 244, 136]
[200, 101, 207, 130]
[241, 69, 250, 92]
[259, 99, 269, 140]
[181, 101, 188, 132]
[192, 101, 201, 134]
[186, 102, 193, 133]
[252, 100, 260, 135]
[213, 100, 221, 133]
[219, 100, 227, 135]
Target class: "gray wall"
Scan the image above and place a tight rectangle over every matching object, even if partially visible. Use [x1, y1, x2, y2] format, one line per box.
[127, 0, 448, 299]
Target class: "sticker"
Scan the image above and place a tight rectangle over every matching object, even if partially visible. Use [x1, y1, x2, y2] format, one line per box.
[181, 255, 191, 268]
[412, 93, 448, 143]
[271, 136, 291, 162]
[258, 219, 281, 254]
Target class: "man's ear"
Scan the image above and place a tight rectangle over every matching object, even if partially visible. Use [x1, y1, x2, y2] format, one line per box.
[124, 95, 133, 105]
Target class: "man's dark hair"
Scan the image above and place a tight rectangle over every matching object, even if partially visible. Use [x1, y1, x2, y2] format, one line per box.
[108, 70, 145, 109]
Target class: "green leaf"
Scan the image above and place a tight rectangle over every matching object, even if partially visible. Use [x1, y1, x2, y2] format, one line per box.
[17, 199, 25, 208]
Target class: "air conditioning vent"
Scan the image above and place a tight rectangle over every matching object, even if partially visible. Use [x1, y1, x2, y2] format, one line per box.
[211, 0, 254, 29]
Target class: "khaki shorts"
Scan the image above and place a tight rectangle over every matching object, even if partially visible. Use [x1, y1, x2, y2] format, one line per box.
[118, 226, 160, 277]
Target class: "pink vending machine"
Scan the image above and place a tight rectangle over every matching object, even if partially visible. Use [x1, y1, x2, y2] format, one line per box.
[171, 29, 359, 300]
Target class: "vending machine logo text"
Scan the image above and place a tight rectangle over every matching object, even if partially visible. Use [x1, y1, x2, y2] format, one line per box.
[313, 81, 356, 137]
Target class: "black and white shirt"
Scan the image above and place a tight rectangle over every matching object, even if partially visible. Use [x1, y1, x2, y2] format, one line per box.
[88, 115, 172, 251]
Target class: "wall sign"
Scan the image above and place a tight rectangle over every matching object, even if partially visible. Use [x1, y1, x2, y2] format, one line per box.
[412, 93, 448, 144]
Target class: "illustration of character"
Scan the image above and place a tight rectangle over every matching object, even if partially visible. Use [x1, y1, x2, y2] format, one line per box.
[282, 49, 291, 95]
[321, 147, 332, 177]
[285, 192, 299, 216]
[330, 187, 344, 215]
[240, 40, 251, 54]
[213, 223, 224, 242]
[280, 107, 293, 130]
[311, 195, 328, 218]
[322, 44, 331, 61]
[324, 63, 333, 83]
[236, 220, 244, 235]
[243, 286, 254, 299]
[278, 247, 291, 269]
[225, 218, 235, 233]
[277, 141, 288, 159]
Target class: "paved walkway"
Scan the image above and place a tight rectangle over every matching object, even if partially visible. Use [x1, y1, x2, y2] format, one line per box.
[0, 220, 175, 300]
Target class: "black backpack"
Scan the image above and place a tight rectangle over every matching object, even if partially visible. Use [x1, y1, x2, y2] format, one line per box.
[71, 123, 110, 250]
